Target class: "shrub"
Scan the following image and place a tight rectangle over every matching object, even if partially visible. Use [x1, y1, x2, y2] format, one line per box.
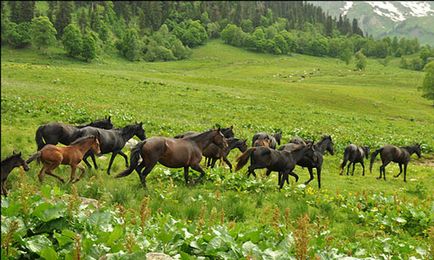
[31, 16, 57, 50]
[62, 23, 82, 58]
[6, 22, 31, 48]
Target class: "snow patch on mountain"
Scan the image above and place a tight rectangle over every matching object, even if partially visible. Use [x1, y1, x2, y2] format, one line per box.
[341, 1, 353, 16]
[366, 1, 406, 21]
[400, 2, 434, 17]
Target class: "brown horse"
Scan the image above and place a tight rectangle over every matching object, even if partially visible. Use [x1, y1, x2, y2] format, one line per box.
[1, 151, 30, 196]
[115, 129, 227, 187]
[27, 135, 101, 183]
[370, 144, 421, 182]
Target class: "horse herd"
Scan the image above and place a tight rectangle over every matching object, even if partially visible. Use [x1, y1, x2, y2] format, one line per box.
[1, 116, 422, 196]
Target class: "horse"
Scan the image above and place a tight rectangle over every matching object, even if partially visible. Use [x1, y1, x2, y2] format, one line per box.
[1, 151, 29, 196]
[271, 135, 334, 188]
[115, 129, 227, 187]
[26, 135, 101, 184]
[35, 116, 113, 150]
[340, 144, 370, 176]
[369, 144, 421, 182]
[235, 143, 313, 189]
[251, 131, 282, 149]
[77, 123, 146, 174]
[288, 136, 314, 145]
[174, 126, 234, 139]
[203, 138, 248, 172]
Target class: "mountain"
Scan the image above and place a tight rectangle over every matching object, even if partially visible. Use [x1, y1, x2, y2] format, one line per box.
[309, 1, 434, 45]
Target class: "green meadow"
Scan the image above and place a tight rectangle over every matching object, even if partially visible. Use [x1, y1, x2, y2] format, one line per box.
[1, 41, 433, 259]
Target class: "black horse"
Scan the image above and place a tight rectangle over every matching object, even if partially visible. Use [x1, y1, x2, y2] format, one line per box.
[251, 131, 282, 149]
[203, 138, 248, 171]
[288, 136, 313, 145]
[235, 143, 313, 189]
[340, 144, 370, 176]
[35, 116, 113, 150]
[78, 122, 146, 174]
[370, 144, 421, 182]
[1, 151, 29, 196]
[174, 126, 234, 139]
[271, 135, 334, 188]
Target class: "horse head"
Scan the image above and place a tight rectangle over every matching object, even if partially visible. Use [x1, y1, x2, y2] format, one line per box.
[274, 131, 282, 145]
[134, 122, 146, 140]
[363, 146, 370, 159]
[91, 135, 102, 155]
[414, 143, 422, 158]
[221, 125, 235, 138]
[92, 116, 114, 129]
[12, 151, 30, 171]
[237, 139, 248, 152]
[213, 128, 228, 149]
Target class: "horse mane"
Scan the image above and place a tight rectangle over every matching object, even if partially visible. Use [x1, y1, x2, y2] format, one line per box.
[184, 129, 215, 140]
[71, 135, 95, 145]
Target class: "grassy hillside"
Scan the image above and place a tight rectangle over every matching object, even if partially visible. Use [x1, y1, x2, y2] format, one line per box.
[1, 41, 433, 258]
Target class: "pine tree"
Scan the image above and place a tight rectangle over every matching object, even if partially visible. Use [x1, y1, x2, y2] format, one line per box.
[20, 1, 36, 23]
[82, 32, 96, 61]
[54, 1, 73, 37]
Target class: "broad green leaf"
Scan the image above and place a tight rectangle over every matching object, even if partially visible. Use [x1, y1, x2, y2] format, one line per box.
[32, 202, 66, 222]
[40, 247, 58, 260]
[24, 234, 53, 254]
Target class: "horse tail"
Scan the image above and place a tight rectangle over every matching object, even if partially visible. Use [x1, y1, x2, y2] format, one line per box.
[370, 148, 383, 173]
[340, 148, 349, 170]
[26, 151, 41, 164]
[115, 140, 145, 178]
[35, 126, 45, 151]
[235, 147, 256, 172]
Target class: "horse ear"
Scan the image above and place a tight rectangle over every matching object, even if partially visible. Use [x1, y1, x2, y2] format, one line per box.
[13, 150, 17, 155]
[230, 125, 233, 129]
[108, 116, 111, 121]
[18, 152, 21, 156]
[139, 122, 143, 126]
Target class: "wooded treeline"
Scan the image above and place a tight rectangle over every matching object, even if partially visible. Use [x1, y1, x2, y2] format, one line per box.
[1, 1, 431, 68]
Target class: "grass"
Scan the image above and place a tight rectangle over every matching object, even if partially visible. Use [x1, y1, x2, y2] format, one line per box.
[1, 40, 433, 258]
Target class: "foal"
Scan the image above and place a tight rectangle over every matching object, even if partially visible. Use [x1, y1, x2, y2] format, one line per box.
[1, 152, 29, 196]
[203, 138, 248, 171]
[370, 144, 421, 182]
[27, 135, 101, 183]
[340, 144, 370, 176]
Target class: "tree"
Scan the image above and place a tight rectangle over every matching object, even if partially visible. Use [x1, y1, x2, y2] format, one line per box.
[355, 50, 367, 70]
[6, 22, 32, 48]
[55, 1, 74, 37]
[31, 16, 57, 50]
[81, 32, 96, 61]
[9, 1, 35, 23]
[419, 61, 434, 104]
[62, 23, 82, 58]
[118, 28, 141, 61]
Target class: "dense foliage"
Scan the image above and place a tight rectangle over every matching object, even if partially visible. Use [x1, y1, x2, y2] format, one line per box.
[420, 61, 434, 104]
[1, 1, 431, 64]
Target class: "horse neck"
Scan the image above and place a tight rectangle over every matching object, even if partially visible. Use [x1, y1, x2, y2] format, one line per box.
[402, 146, 417, 155]
[73, 139, 95, 154]
[186, 131, 216, 150]
[121, 127, 136, 142]
[316, 138, 329, 154]
[290, 146, 309, 162]
[1, 160, 15, 177]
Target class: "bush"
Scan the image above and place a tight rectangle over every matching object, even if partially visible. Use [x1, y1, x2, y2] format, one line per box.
[355, 50, 367, 70]
[6, 22, 31, 48]
[31, 16, 57, 50]
[62, 23, 82, 58]
[173, 19, 207, 48]
[118, 28, 141, 61]
[81, 33, 96, 62]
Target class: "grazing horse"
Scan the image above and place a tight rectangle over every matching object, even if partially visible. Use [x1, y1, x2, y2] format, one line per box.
[251, 131, 282, 149]
[235, 143, 313, 189]
[370, 144, 421, 182]
[35, 116, 113, 150]
[204, 138, 248, 171]
[78, 123, 146, 174]
[115, 129, 227, 187]
[271, 135, 334, 188]
[1, 152, 29, 196]
[174, 126, 234, 139]
[340, 144, 370, 176]
[27, 135, 101, 183]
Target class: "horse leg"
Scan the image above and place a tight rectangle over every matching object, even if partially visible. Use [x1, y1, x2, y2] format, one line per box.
[340, 158, 347, 175]
[90, 152, 98, 169]
[223, 156, 232, 172]
[38, 165, 47, 183]
[75, 164, 86, 182]
[139, 163, 157, 187]
[394, 163, 402, 178]
[403, 163, 408, 182]
[190, 164, 207, 183]
[119, 151, 129, 167]
[106, 152, 118, 175]
[346, 162, 351, 176]
[1, 181, 7, 196]
[288, 171, 299, 183]
[351, 162, 356, 176]
[68, 165, 77, 183]
[211, 158, 217, 168]
[316, 167, 322, 189]
[247, 165, 257, 178]
[265, 169, 272, 177]
[82, 153, 93, 169]
[45, 165, 65, 183]
[304, 168, 314, 185]
[361, 161, 365, 176]
[183, 167, 190, 184]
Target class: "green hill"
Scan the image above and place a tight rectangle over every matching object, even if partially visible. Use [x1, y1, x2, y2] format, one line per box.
[1, 41, 433, 259]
